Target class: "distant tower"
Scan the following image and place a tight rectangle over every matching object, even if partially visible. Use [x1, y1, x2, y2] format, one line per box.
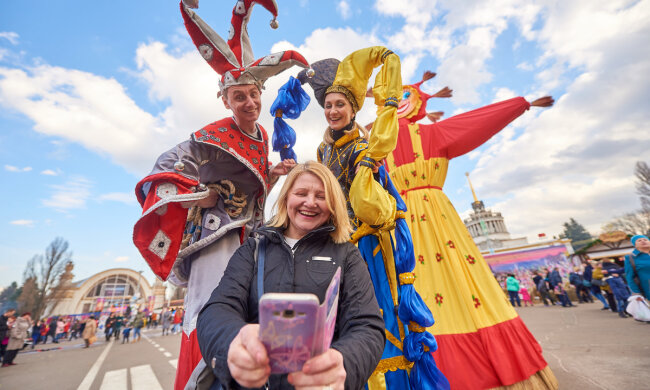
[463, 173, 527, 251]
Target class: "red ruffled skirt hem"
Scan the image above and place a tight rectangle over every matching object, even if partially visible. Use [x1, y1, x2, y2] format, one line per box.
[432, 316, 548, 389]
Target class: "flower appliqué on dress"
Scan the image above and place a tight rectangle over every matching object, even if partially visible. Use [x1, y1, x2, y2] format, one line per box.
[472, 295, 481, 308]
[465, 254, 476, 265]
[445, 240, 455, 249]
[417, 255, 425, 265]
[435, 293, 443, 306]
[436, 253, 443, 262]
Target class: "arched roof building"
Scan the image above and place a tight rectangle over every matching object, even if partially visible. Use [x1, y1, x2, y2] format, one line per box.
[45, 268, 166, 317]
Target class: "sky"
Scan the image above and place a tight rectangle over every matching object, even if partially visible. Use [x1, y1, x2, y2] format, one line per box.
[1, 0, 649, 289]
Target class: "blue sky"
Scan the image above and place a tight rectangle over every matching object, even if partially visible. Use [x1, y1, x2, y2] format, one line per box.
[1, 0, 649, 289]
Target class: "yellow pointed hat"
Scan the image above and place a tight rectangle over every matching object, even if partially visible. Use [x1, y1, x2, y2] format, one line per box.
[326, 46, 402, 113]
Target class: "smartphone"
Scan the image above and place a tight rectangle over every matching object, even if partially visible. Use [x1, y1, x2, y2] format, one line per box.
[258, 267, 341, 373]
[259, 293, 320, 373]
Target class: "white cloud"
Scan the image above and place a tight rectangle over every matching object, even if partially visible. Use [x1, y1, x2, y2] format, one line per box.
[466, 0, 650, 239]
[42, 176, 92, 211]
[517, 61, 533, 71]
[114, 256, 129, 263]
[337, 1, 351, 20]
[98, 192, 138, 206]
[0, 32, 19, 45]
[40, 169, 59, 176]
[4, 165, 32, 172]
[10, 220, 34, 227]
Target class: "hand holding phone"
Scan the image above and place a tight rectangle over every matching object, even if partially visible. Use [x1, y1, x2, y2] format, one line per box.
[227, 324, 271, 388]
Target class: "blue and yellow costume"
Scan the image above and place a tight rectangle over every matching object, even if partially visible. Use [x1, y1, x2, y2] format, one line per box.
[273, 47, 449, 390]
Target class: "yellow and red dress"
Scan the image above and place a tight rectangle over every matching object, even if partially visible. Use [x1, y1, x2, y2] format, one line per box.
[387, 97, 558, 389]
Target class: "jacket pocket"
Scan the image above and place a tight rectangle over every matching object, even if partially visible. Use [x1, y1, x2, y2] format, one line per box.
[305, 257, 338, 287]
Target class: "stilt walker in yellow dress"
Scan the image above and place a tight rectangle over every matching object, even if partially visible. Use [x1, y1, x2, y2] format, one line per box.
[386, 72, 558, 389]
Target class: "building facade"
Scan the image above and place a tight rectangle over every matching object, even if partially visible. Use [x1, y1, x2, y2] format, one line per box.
[463, 173, 528, 251]
[45, 267, 166, 316]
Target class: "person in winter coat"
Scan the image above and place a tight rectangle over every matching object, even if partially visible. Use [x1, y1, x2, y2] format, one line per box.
[625, 235, 650, 301]
[82, 316, 97, 348]
[589, 262, 611, 310]
[2, 312, 31, 366]
[519, 287, 533, 306]
[0, 308, 16, 361]
[506, 274, 521, 307]
[593, 262, 617, 312]
[569, 267, 592, 303]
[161, 309, 172, 336]
[604, 271, 632, 318]
[197, 162, 385, 390]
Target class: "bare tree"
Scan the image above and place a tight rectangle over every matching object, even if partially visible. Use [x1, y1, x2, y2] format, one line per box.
[16, 277, 39, 315]
[602, 161, 650, 236]
[22, 237, 73, 319]
[636, 161, 650, 211]
[602, 210, 650, 236]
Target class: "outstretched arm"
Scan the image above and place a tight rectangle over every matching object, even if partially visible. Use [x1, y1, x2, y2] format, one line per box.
[424, 96, 553, 159]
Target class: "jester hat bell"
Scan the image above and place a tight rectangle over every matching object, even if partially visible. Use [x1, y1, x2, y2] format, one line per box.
[181, 0, 309, 95]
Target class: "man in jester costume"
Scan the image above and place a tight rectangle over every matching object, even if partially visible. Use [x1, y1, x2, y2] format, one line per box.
[383, 70, 558, 389]
[272, 48, 450, 390]
[132, 1, 308, 389]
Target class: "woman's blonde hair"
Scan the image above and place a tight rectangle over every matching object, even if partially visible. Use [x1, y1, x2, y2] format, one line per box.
[267, 161, 352, 243]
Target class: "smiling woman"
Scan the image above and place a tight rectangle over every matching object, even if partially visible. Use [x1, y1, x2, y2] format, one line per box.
[197, 161, 385, 390]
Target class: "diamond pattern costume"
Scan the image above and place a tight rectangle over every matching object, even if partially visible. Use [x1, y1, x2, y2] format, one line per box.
[133, 2, 308, 389]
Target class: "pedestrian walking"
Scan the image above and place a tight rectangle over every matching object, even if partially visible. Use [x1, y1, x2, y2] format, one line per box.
[161, 309, 172, 336]
[132, 310, 144, 342]
[122, 325, 132, 344]
[506, 274, 522, 307]
[0, 308, 16, 361]
[2, 312, 31, 367]
[625, 235, 650, 301]
[520, 287, 534, 306]
[82, 316, 97, 348]
[31, 320, 42, 348]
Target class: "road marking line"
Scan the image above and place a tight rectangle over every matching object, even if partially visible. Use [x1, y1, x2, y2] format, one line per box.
[163, 351, 172, 357]
[77, 340, 115, 390]
[158, 347, 165, 351]
[99, 368, 127, 390]
[131, 364, 163, 390]
[153, 343, 160, 347]
[169, 359, 178, 369]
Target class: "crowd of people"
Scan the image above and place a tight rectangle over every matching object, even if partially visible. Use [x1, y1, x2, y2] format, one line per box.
[500, 234, 650, 321]
[0, 305, 186, 368]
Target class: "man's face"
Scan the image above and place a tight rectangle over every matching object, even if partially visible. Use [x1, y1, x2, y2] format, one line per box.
[222, 84, 262, 125]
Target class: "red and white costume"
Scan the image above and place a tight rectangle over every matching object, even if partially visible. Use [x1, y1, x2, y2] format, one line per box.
[133, 2, 308, 389]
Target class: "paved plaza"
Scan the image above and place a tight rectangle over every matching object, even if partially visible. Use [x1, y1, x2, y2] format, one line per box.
[517, 302, 650, 389]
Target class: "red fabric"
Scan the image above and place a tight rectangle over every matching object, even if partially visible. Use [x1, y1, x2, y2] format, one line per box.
[191, 117, 271, 191]
[432, 316, 548, 389]
[133, 172, 197, 280]
[174, 329, 203, 390]
[392, 97, 531, 167]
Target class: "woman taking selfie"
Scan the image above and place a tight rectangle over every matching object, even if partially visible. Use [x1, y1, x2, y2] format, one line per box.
[197, 161, 384, 390]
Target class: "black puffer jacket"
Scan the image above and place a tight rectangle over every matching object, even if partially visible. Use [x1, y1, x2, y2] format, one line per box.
[197, 225, 385, 390]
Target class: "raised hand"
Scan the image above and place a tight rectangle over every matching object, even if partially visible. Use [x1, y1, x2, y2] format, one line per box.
[530, 96, 554, 107]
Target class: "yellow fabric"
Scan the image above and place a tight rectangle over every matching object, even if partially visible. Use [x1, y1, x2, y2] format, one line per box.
[331, 46, 401, 113]
[491, 365, 559, 390]
[345, 47, 402, 228]
[387, 124, 519, 335]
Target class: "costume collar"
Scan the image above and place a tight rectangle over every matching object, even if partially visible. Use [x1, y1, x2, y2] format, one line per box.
[334, 127, 360, 148]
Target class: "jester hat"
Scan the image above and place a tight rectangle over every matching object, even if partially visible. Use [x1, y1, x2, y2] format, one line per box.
[296, 47, 401, 114]
[181, 0, 309, 95]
